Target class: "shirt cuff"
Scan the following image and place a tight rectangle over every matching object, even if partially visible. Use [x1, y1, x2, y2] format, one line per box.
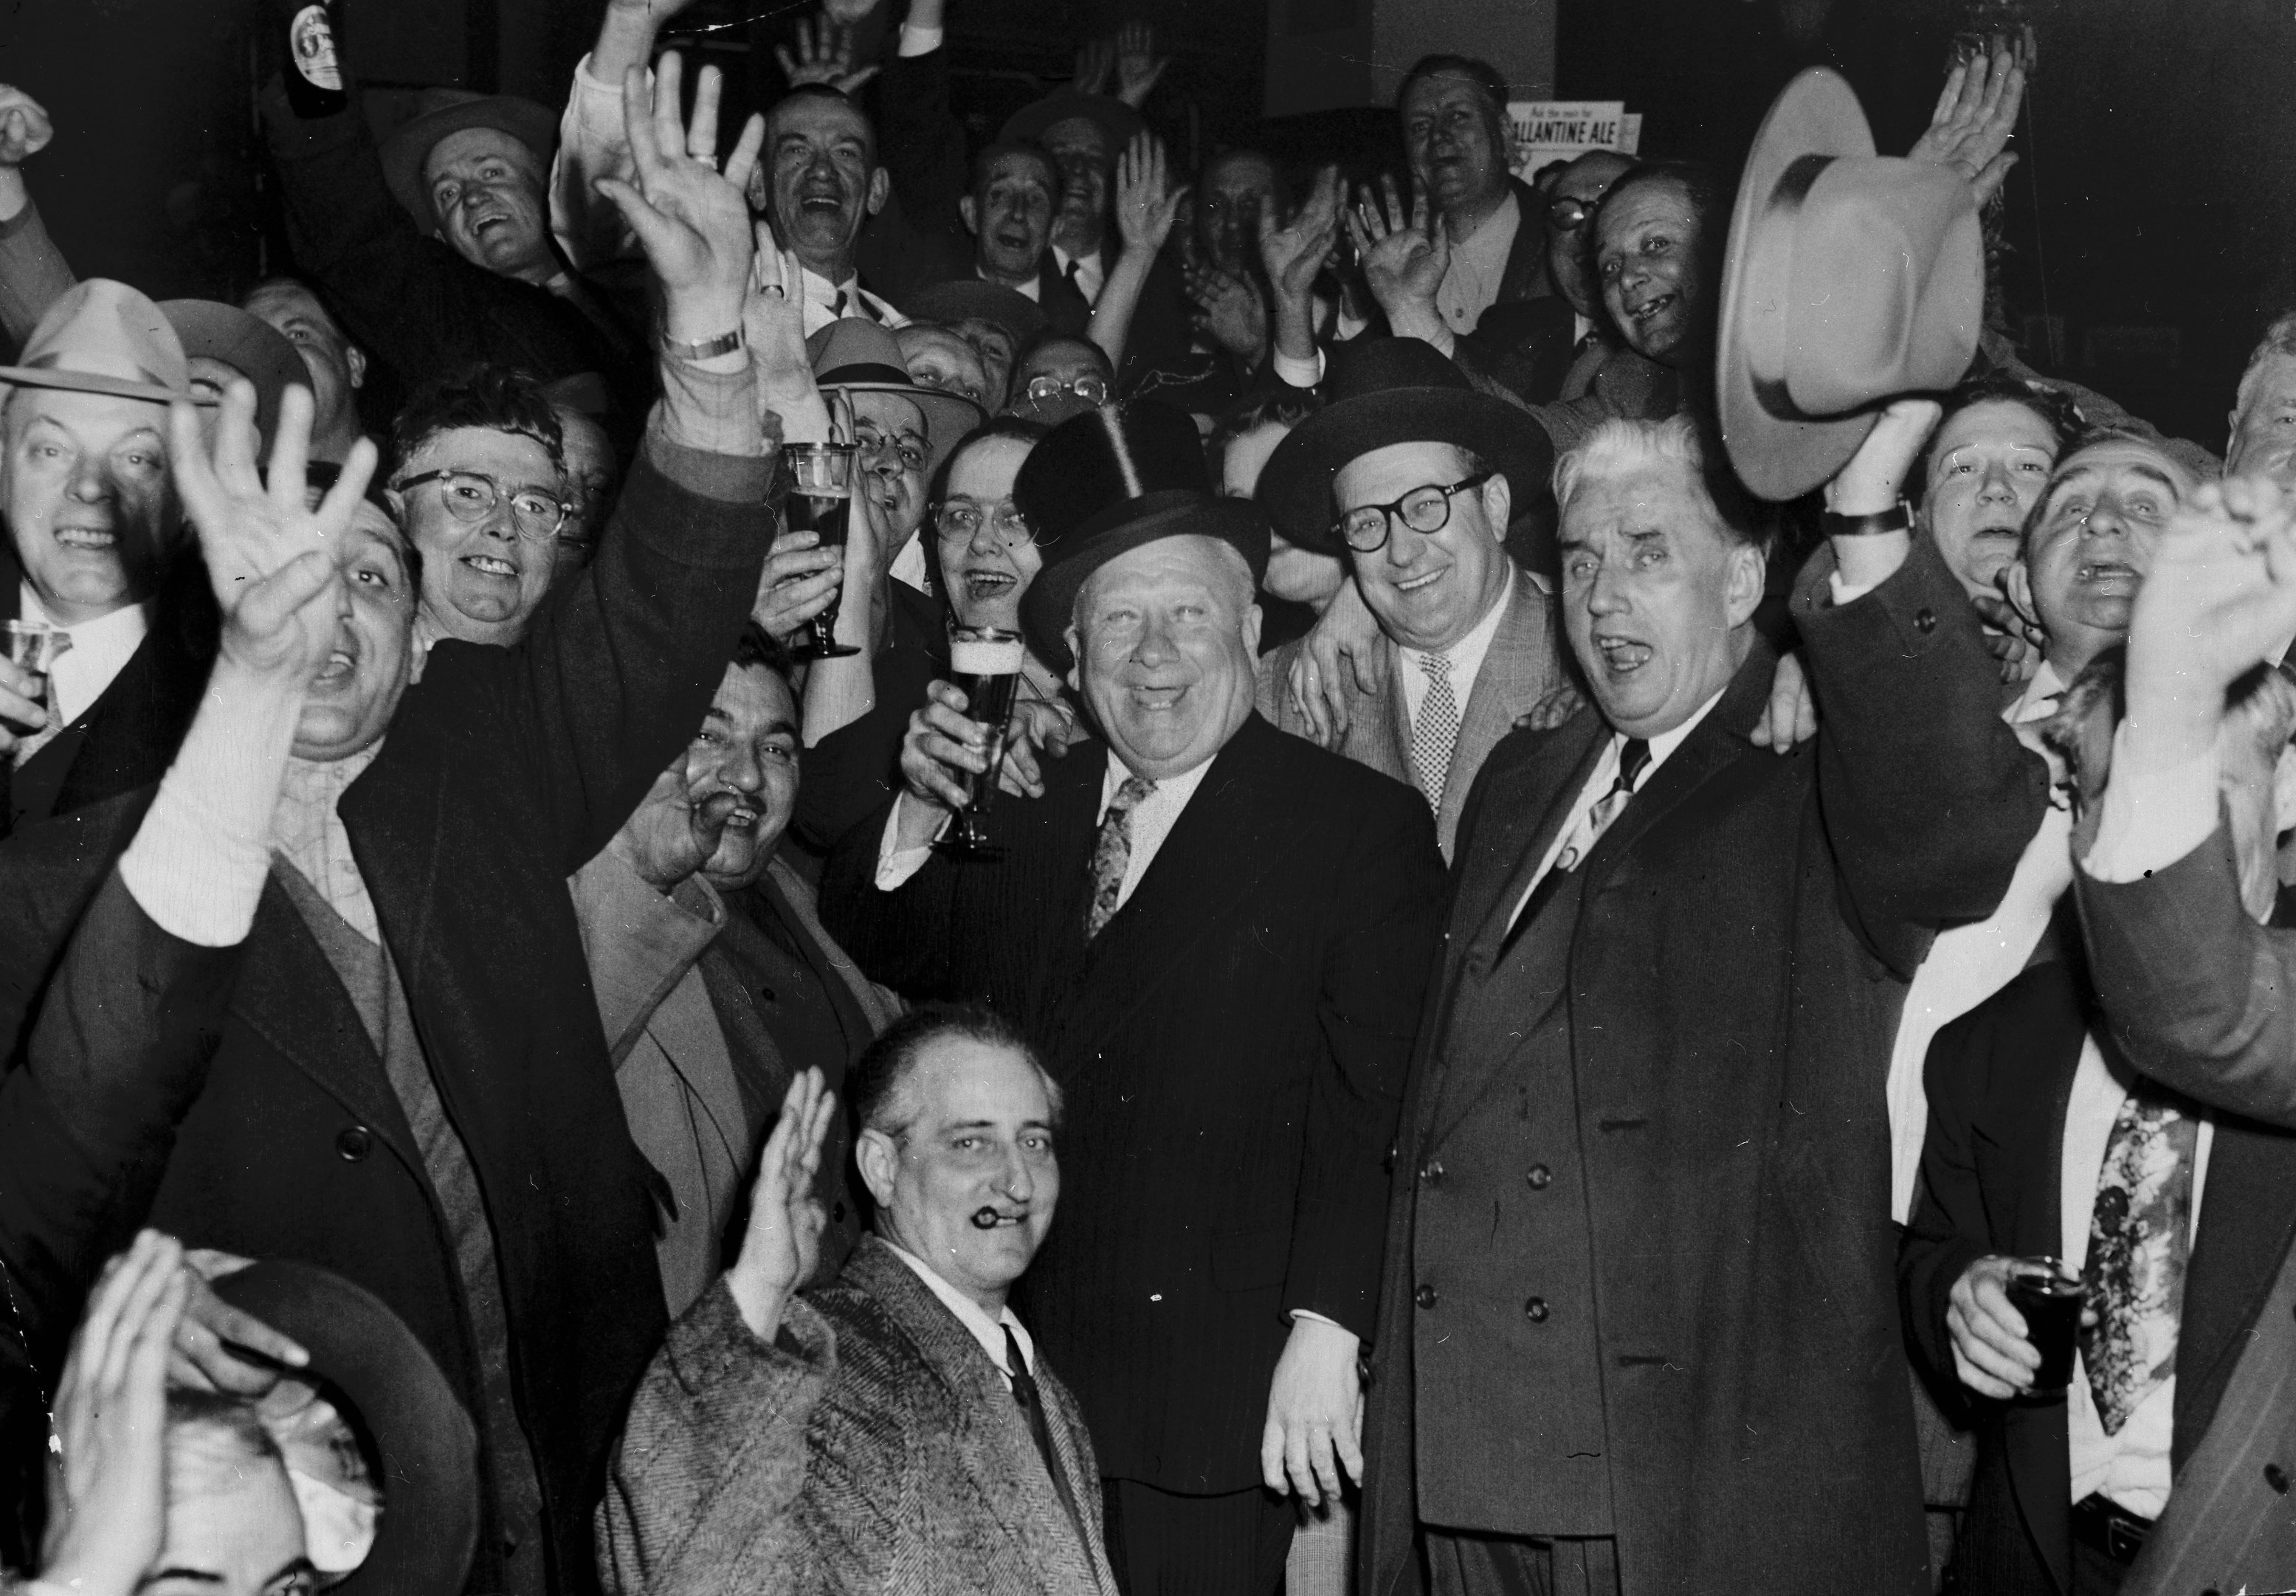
[1827, 570, 1880, 608]
[898, 24, 943, 55]
[2082, 719, 2221, 882]
[1272, 344, 1325, 390]
[117, 671, 302, 947]
[646, 356, 776, 502]
[1289, 1308, 1344, 1330]
[1421, 325, 1458, 362]
[873, 794, 946, 890]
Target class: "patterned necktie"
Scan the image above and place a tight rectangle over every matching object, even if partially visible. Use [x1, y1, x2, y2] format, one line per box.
[2080, 1082, 2199, 1434]
[1410, 652, 1461, 808]
[1004, 1324, 1088, 1547]
[1509, 736, 1650, 943]
[1085, 775, 1156, 939]
[13, 628, 73, 768]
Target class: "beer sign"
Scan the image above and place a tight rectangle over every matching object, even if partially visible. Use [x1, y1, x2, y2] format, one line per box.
[1507, 100, 1642, 183]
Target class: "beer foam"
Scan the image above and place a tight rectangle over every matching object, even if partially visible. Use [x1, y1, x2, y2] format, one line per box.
[951, 638, 1026, 674]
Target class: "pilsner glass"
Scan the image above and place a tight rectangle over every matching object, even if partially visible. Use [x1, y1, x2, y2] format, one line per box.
[785, 443, 861, 661]
[934, 625, 1026, 862]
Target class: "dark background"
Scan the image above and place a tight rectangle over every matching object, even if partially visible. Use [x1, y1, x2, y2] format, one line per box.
[2, 0, 2282, 447]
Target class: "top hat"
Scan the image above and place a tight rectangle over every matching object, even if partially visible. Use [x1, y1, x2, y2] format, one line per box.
[1717, 68, 1984, 502]
[0, 279, 193, 405]
[997, 87, 1142, 157]
[380, 89, 559, 228]
[1016, 399, 1268, 668]
[159, 300, 308, 450]
[807, 317, 986, 480]
[898, 278, 1049, 353]
[212, 1260, 479, 1596]
[1255, 336, 1556, 556]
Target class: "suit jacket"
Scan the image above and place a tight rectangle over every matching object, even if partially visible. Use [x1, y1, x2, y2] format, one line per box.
[599, 1235, 1117, 1595]
[1, 448, 772, 1592]
[1360, 534, 2049, 1596]
[1900, 958, 2296, 1594]
[820, 713, 1447, 1491]
[0, 545, 213, 846]
[1253, 567, 1565, 860]
[2071, 827, 2296, 1589]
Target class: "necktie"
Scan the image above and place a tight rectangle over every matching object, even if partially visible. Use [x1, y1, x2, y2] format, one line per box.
[1062, 255, 1091, 307]
[13, 628, 73, 768]
[830, 289, 849, 319]
[1509, 736, 1649, 942]
[1004, 1324, 1089, 1550]
[1086, 774, 1155, 939]
[1410, 652, 1462, 808]
[2080, 1083, 2199, 1434]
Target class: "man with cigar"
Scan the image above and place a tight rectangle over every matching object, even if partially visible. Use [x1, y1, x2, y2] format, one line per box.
[821, 401, 1445, 1595]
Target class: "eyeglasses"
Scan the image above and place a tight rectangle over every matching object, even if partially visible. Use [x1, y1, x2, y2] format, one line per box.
[1334, 472, 1493, 553]
[1026, 373, 1110, 410]
[395, 469, 568, 541]
[1548, 195, 1601, 233]
[934, 500, 1035, 546]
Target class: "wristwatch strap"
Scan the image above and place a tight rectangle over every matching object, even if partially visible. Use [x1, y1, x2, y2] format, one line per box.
[1820, 501, 1912, 537]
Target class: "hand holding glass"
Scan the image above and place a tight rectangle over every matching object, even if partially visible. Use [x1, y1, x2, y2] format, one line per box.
[785, 443, 861, 661]
[934, 626, 1026, 861]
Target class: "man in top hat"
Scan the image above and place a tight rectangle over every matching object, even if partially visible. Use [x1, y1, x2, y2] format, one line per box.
[820, 400, 1447, 1595]
[261, 38, 638, 415]
[0, 280, 212, 840]
[1255, 338, 1569, 862]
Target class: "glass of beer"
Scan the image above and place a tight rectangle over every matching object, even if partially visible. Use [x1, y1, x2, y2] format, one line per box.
[2004, 1257, 2083, 1395]
[934, 625, 1026, 862]
[784, 443, 861, 661]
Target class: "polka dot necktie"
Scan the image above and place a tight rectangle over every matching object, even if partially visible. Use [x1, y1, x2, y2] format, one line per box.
[1410, 652, 1461, 809]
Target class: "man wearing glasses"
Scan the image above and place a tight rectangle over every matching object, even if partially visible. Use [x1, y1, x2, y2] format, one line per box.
[386, 365, 577, 649]
[1256, 338, 1568, 861]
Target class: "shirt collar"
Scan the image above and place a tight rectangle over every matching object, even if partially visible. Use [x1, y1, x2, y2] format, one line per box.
[1638, 682, 1729, 769]
[2012, 659, 2066, 723]
[878, 1235, 1035, 1374]
[1400, 572, 1513, 686]
[21, 582, 150, 648]
[1099, 746, 1218, 818]
[22, 582, 151, 722]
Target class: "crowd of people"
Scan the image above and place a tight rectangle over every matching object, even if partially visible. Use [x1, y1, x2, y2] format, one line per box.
[0, 4, 2292, 1595]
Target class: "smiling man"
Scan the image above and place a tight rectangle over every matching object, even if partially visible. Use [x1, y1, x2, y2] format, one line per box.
[959, 143, 1062, 303]
[1360, 413, 2049, 1596]
[823, 400, 1445, 1596]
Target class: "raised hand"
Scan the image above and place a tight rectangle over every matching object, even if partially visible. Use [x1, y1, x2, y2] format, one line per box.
[0, 84, 53, 167]
[818, 0, 883, 28]
[726, 1068, 836, 1341]
[40, 1232, 187, 1596]
[776, 15, 881, 94]
[611, 759, 734, 891]
[2124, 474, 2296, 756]
[1906, 42, 2025, 209]
[1114, 131, 1185, 257]
[599, 52, 765, 345]
[1349, 176, 1449, 331]
[1185, 263, 1267, 362]
[1072, 36, 1114, 97]
[168, 379, 377, 680]
[1261, 164, 1342, 309]
[1111, 21, 1170, 108]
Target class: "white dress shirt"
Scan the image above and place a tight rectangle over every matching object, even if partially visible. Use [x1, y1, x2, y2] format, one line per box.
[1398, 578, 1511, 733]
[21, 583, 148, 726]
[2060, 1038, 2214, 1519]
[880, 1237, 1039, 1390]
[1435, 190, 1520, 337]
[994, 266, 1044, 305]
[1884, 663, 2073, 1220]
[874, 748, 1216, 896]
[1506, 686, 1726, 932]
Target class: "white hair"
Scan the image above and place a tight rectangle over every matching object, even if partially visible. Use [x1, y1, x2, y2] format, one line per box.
[1552, 415, 1742, 544]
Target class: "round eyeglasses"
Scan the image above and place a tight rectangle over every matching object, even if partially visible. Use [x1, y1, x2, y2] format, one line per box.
[934, 500, 1035, 546]
[1334, 471, 1494, 553]
[1027, 373, 1111, 410]
[395, 469, 569, 542]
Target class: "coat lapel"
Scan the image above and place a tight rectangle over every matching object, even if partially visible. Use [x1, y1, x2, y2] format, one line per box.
[1456, 714, 1607, 961]
[847, 1240, 1109, 1594]
[1439, 570, 1561, 851]
[2173, 1117, 2296, 1469]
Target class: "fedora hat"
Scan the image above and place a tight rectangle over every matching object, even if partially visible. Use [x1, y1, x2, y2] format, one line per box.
[997, 87, 1142, 157]
[380, 89, 559, 227]
[898, 278, 1048, 353]
[1016, 399, 1268, 668]
[1255, 336, 1555, 556]
[1717, 68, 1984, 502]
[0, 278, 193, 405]
[212, 1260, 478, 1596]
[808, 317, 985, 480]
[160, 300, 308, 450]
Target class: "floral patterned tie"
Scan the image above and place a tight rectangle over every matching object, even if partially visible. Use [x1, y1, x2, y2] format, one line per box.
[1085, 775, 1156, 939]
[2080, 1083, 2198, 1434]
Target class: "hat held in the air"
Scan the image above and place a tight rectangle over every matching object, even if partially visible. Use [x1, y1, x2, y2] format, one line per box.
[1717, 67, 1984, 502]
[0, 278, 194, 405]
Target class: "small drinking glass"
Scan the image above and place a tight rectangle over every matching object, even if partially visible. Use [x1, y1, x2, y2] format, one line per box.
[934, 626, 1027, 863]
[784, 443, 861, 662]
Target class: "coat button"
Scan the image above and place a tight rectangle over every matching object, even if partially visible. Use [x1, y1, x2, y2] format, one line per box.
[1421, 1159, 1445, 1187]
[2267, 1463, 2291, 1495]
[1524, 1296, 1550, 1323]
[1415, 1285, 1438, 1310]
[1526, 1164, 1553, 1189]
[335, 1125, 373, 1162]
[1914, 607, 1937, 634]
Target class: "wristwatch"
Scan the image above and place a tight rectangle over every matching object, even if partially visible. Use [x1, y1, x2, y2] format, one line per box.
[663, 327, 745, 361]
[1820, 500, 1911, 537]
